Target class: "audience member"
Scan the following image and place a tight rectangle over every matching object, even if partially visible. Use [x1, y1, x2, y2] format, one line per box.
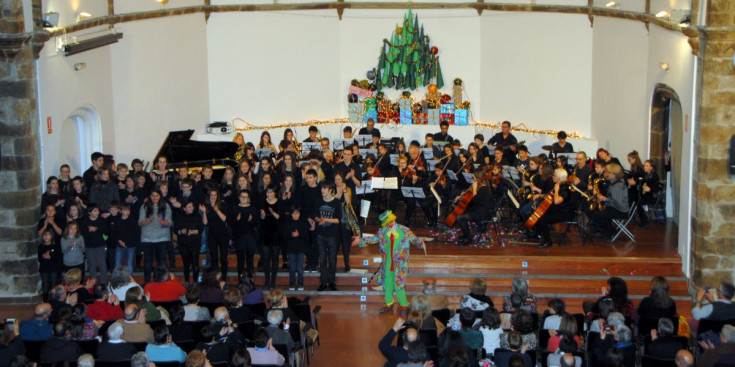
[145, 325, 187, 363]
[195, 325, 232, 365]
[124, 286, 162, 322]
[184, 285, 211, 321]
[96, 322, 137, 361]
[246, 328, 285, 366]
[19, 303, 53, 341]
[409, 294, 444, 333]
[267, 289, 299, 323]
[692, 281, 735, 321]
[230, 348, 251, 367]
[500, 310, 537, 350]
[185, 350, 213, 367]
[0, 322, 25, 367]
[588, 298, 616, 333]
[437, 329, 476, 367]
[225, 287, 254, 324]
[674, 349, 694, 367]
[543, 298, 565, 330]
[421, 279, 449, 311]
[48, 285, 72, 324]
[457, 308, 483, 350]
[199, 268, 225, 303]
[107, 266, 141, 301]
[39, 322, 83, 364]
[115, 304, 154, 343]
[68, 303, 100, 340]
[397, 341, 429, 367]
[636, 275, 677, 320]
[130, 351, 154, 367]
[645, 317, 681, 359]
[502, 277, 537, 313]
[64, 268, 95, 303]
[698, 324, 735, 367]
[586, 277, 633, 320]
[265, 310, 295, 353]
[238, 271, 264, 305]
[167, 304, 194, 342]
[494, 331, 533, 367]
[547, 337, 582, 367]
[144, 266, 186, 302]
[77, 353, 94, 367]
[546, 314, 582, 352]
[86, 284, 124, 321]
[476, 307, 502, 358]
[379, 317, 414, 367]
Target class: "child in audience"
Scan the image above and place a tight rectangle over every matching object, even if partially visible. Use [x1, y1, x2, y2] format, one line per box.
[477, 307, 503, 358]
[61, 221, 85, 277]
[543, 298, 566, 330]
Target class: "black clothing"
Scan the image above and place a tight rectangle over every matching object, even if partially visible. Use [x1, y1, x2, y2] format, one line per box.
[280, 218, 310, 254]
[38, 242, 63, 273]
[646, 336, 683, 360]
[228, 306, 254, 325]
[0, 338, 24, 367]
[571, 164, 593, 191]
[96, 341, 137, 361]
[297, 185, 321, 218]
[80, 216, 108, 248]
[313, 198, 342, 238]
[83, 167, 99, 190]
[194, 178, 218, 204]
[488, 132, 518, 149]
[196, 342, 231, 365]
[637, 296, 677, 320]
[168, 323, 194, 343]
[551, 142, 574, 153]
[433, 132, 454, 144]
[111, 215, 141, 249]
[335, 161, 362, 192]
[175, 211, 204, 283]
[41, 192, 66, 215]
[378, 329, 409, 367]
[39, 337, 83, 364]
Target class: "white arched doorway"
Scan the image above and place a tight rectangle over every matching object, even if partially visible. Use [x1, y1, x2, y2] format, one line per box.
[59, 105, 103, 175]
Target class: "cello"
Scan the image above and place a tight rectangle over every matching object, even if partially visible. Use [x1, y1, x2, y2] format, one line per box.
[445, 170, 493, 227]
[524, 176, 577, 230]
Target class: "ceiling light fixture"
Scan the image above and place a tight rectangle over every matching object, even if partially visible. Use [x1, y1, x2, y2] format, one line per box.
[606, 2, 617, 8]
[655, 10, 670, 18]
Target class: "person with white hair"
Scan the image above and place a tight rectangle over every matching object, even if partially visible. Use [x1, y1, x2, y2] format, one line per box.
[96, 322, 137, 361]
[528, 168, 578, 249]
[265, 310, 295, 354]
[130, 352, 154, 367]
[698, 324, 735, 367]
[77, 354, 94, 367]
[502, 277, 537, 313]
[693, 281, 735, 321]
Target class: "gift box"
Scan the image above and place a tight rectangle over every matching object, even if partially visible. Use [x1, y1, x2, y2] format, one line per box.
[377, 111, 387, 124]
[364, 109, 377, 123]
[427, 108, 440, 125]
[413, 112, 427, 125]
[365, 97, 377, 112]
[388, 110, 400, 124]
[398, 98, 412, 110]
[455, 109, 468, 126]
[349, 85, 373, 98]
[400, 109, 413, 125]
[440, 103, 455, 125]
[348, 103, 365, 123]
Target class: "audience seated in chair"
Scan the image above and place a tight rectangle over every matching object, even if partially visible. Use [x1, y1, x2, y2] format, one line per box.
[645, 317, 682, 360]
[692, 281, 735, 322]
[420, 279, 449, 311]
[476, 307, 502, 358]
[547, 337, 582, 367]
[183, 286, 211, 322]
[502, 277, 537, 313]
[68, 303, 101, 341]
[195, 325, 232, 366]
[409, 294, 445, 334]
[546, 314, 582, 352]
[19, 303, 53, 341]
[437, 330, 477, 367]
[0, 320, 25, 367]
[500, 310, 537, 350]
[265, 310, 295, 354]
[39, 322, 83, 364]
[448, 278, 492, 330]
[86, 284, 124, 322]
[167, 304, 194, 343]
[131, 351, 155, 367]
[636, 276, 677, 320]
[143, 266, 186, 303]
[225, 288, 254, 325]
[185, 350, 213, 367]
[698, 324, 735, 367]
[247, 328, 286, 367]
[145, 325, 187, 363]
[124, 286, 161, 323]
[542, 298, 565, 331]
[457, 308, 483, 350]
[674, 349, 694, 367]
[379, 317, 415, 367]
[96, 322, 137, 361]
[494, 331, 533, 367]
[396, 341, 430, 367]
[115, 304, 153, 344]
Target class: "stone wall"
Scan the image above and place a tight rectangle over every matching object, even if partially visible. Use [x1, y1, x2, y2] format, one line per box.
[0, 0, 43, 301]
[691, 0, 735, 288]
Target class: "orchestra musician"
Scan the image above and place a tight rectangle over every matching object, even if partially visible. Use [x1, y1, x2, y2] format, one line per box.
[488, 120, 518, 165]
[596, 148, 621, 166]
[429, 164, 452, 217]
[492, 147, 510, 166]
[357, 117, 380, 137]
[440, 144, 460, 174]
[258, 131, 279, 157]
[474, 134, 491, 165]
[530, 168, 578, 249]
[433, 121, 454, 144]
[625, 150, 645, 206]
[367, 130, 381, 150]
[320, 137, 331, 153]
[519, 163, 554, 221]
[423, 134, 441, 160]
[455, 169, 493, 246]
[586, 163, 629, 242]
[570, 152, 593, 192]
[304, 126, 320, 143]
[467, 143, 485, 169]
[550, 131, 574, 154]
[389, 155, 434, 226]
[636, 159, 660, 229]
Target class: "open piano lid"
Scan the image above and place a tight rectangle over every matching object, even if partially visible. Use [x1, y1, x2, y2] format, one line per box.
[156, 130, 239, 166]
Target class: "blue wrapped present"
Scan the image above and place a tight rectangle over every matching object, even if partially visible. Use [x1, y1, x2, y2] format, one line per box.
[455, 109, 468, 126]
[364, 109, 377, 122]
[400, 109, 413, 125]
[349, 103, 365, 123]
[427, 109, 440, 125]
[440, 103, 454, 114]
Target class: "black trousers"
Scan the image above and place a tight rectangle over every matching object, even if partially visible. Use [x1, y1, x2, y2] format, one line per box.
[533, 211, 574, 243]
[317, 234, 338, 285]
[587, 207, 627, 237]
[40, 272, 60, 301]
[338, 224, 352, 271]
[306, 231, 318, 270]
[179, 240, 200, 284]
[457, 212, 483, 241]
[236, 234, 257, 275]
[389, 192, 435, 224]
[207, 231, 230, 279]
[261, 245, 280, 287]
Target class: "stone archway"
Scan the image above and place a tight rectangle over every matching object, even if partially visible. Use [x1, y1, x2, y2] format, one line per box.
[650, 84, 683, 223]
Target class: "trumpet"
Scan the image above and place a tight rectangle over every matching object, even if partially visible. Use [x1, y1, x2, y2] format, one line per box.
[588, 177, 606, 211]
[292, 129, 303, 157]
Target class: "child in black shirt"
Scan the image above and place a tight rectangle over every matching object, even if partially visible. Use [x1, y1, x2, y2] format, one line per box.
[112, 203, 140, 274]
[309, 181, 342, 292]
[280, 206, 309, 290]
[175, 201, 204, 286]
[80, 204, 109, 284]
[38, 228, 62, 301]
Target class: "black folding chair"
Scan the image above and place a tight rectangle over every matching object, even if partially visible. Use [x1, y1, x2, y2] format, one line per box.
[152, 300, 183, 313]
[23, 340, 45, 363]
[185, 320, 210, 342]
[131, 341, 147, 352]
[237, 320, 257, 341]
[175, 339, 196, 353]
[246, 302, 267, 318]
[95, 361, 132, 367]
[641, 355, 677, 367]
[273, 343, 292, 366]
[77, 338, 99, 356]
[198, 302, 224, 317]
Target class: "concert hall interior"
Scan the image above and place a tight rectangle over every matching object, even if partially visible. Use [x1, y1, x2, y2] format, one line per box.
[1, 0, 735, 366]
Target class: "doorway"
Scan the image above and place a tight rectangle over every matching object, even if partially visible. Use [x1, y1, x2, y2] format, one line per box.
[59, 105, 102, 175]
[649, 84, 682, 224]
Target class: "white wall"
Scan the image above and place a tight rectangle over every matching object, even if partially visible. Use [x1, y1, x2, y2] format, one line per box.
[110, 14, 210, 166]
[480, 12, 593, 137]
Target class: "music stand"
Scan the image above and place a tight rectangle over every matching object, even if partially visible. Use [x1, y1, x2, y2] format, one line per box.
[355, 181, 374, 195]
[302, 142, 321, 153]
[333, 139, 352, 151]
[446, 170, 458, 182]
[253, 162, 260, 174]
[462, 172, 474, 183]
[355, 134, 373, 147]
[434, 141, 449, 148]
[401, 187, 425, 199]
[389, 154, 400, 166]
[502, 166, 521, 182]
[255, 149, 271, 159]
[427, 160, 439, 170]
[360, 149, 377, 159]
[371, 177, 398, 190]
[421, 148, 435, 160]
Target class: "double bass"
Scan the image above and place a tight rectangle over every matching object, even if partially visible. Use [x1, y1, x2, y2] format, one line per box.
[445, 171, 493, 227]
[524, 176, 576, 230]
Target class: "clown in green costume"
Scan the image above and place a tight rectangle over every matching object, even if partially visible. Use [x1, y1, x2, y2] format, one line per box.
[352, 210, 425, 316]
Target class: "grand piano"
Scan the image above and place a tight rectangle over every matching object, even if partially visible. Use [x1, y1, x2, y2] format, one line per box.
[155, 130, 240, 177]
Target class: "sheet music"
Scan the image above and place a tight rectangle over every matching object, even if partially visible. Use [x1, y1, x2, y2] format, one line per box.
[302, 142, 321, 152]
[401, 187, 426, 199]
[255, 149, 271, 159]
[389, 154, 399, 166]
[355, 180, 373, 195]
[446, 170, 458, 181]
[421, 148, 435, 160]
[355, 134, 373, 146]
[502, 165, 521, 181]
[359, 199, 371, 218]
[434, 141, 449, 148]
[427, 159, 439, 170]
[462, 172, 474, 183]
[371, 177, 398, 190]
[333, 139, 353, 151]
[360, 149, 377, 159]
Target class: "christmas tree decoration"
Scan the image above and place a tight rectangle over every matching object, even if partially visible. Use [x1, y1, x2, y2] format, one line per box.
[375, 7, 444, 92]
[367, 70, 376, 80]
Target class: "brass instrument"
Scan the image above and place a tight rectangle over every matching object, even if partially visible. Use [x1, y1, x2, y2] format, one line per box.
[343, 187, 361, 237]
[517, 173, 537, 201]
[234, 147, 245, 162]
[292, 129, 303, 157]
[588, 176, 605, 211]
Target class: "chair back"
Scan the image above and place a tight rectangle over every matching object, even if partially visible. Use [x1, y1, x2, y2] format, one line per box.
[131, 341, 148, 352]
[288, 321, 303, 347]
[641, 355, 677, 367]
[431, 308, 451, 326]
[237, 320, 257, 341]
[184, 320, 210, 342]
[246, 302, 267, 317]
[698, 318, 735, 337]
[571, 313, 586, 335]
[538, 328, 551, 349]
[175, 339, 196, 353]
[95, 361, 132, 367]
[152, 300, 183, 313]
[291, 303, 315, 327]
[77, 338, 99, 356]
[153, 362, 182, 367]
[418, 329, 439, 348]
[273, 343, 291, 365]
[23, 340, 45, 362]
[147, 318, 166, 331]
[198, 302, 224, 317]
[637, 315, 679, 337]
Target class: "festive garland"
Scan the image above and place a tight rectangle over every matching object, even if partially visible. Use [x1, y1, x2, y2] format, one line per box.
[231, 117, 582, 139]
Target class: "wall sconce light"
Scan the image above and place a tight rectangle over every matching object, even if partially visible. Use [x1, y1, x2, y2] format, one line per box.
[157, 0, 170, 4]
[659, 62, 669, 71]
[76, 11, 92, 22]
[43, 12, 59, 27]
[655, 10, 670, 18]
[606, 1, 618, 8]
[74, 63, 86, 71]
